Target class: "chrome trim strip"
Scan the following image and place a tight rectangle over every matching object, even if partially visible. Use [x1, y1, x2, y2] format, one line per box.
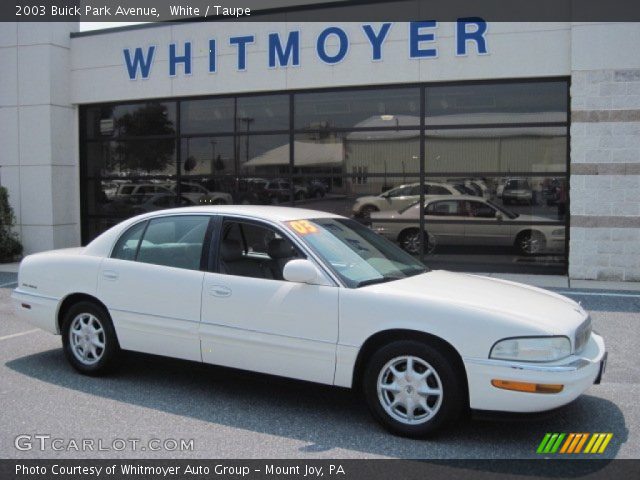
[464, 357, 591, 372]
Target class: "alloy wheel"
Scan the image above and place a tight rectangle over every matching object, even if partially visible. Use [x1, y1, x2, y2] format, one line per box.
[376, 355, 443, 425]
[69, 313, 106, 366]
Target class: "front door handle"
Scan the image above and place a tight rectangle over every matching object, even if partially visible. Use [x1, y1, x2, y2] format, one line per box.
[102, 270, 119, 281]
[208, 285, 232, 297]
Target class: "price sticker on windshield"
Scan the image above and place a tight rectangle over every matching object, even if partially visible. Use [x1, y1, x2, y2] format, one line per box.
[287, 220, 319, 235]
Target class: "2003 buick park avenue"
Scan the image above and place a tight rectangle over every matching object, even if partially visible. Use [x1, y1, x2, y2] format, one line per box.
[12, 206, 606, 436]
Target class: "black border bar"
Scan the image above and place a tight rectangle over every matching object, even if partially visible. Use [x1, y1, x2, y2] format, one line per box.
[3, 459, 639, 480]
[4, 0, 640, 25]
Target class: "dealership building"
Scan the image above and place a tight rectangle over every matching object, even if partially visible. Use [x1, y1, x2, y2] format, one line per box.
[1, 18, 639, 280]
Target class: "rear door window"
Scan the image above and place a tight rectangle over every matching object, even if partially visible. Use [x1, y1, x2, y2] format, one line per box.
[135, 216, 210, 270]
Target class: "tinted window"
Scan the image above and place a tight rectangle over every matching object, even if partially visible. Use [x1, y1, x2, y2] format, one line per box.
[465, 201, 496, 218]
[84, 102, 176, 139]
[295, 88, 420, 130]
[112, 221, 146, 261]
[237, 95, 290, 131]
[428, 185, 452, 195]
[180, 98, 235, 134]
[136, 216, 209, 270]
[426, 81, 567, 124]
[426, 201, 460, 216]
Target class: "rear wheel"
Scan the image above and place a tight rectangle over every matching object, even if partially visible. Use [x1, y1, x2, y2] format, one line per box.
[61, 301, 121, 376]
[516, 230, 546, 256]
[363, 340, 464, 437]
[399, 229, 435, 255]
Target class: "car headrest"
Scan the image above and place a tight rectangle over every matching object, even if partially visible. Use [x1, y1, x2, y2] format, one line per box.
[220, 239, 243, 262]
[268, 238, 296, 259]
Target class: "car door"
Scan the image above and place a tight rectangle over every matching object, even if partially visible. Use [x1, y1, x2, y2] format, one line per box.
[386, 185, 418, 211]
[199, 217, 339, 385]
[97, 214, 211, 362]
[424, 200, 465, 245]
[462, 200, 512, 246]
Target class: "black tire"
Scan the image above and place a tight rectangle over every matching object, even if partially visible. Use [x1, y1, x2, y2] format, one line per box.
[61, 301, 121, 376]
[516, 230, 547, 256]
[363, 340, 465, 437]
[398, 229, 435, 256]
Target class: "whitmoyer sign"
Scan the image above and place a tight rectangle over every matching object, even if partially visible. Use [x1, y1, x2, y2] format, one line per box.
[123, 20, 489, 79]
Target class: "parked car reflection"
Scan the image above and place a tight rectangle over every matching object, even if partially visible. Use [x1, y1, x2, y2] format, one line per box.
[370, 195, 565, 256]
[502, 178, 533, 205]
[352, 182, 464, 218]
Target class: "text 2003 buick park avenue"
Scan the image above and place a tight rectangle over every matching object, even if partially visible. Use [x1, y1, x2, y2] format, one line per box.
[12, 206, 606, 437]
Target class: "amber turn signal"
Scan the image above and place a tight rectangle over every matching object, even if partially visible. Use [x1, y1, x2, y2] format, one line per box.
[491, 379, 564, 394]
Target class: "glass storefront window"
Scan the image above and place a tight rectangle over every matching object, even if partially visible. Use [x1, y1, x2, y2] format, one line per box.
[180, 136, 235, 176]
[237, 134, 290, 176]
[237, 95, 290, 132]
[80, 80, 569, 275]
[85, 139, 177, 177]
[424, 126, 567, 174]
[426, 81, 568, 124]
[295, 88, 420, 130]
[180, 98, 235, 135]
[84, 102, 177, 139]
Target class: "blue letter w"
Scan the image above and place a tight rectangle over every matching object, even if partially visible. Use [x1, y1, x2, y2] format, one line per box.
[123, 46, 156, 80]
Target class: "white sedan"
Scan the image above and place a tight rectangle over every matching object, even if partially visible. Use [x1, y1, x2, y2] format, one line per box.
[12, 206, 606, 437]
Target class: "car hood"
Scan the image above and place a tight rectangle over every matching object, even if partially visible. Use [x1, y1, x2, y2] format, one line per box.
[354, 195, 381, 204]
[362, 270, 586, 333]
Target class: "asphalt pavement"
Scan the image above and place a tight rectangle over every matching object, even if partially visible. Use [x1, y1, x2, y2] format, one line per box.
[0, 274, 638, 459]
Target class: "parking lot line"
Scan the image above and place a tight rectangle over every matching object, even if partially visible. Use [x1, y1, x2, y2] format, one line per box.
[0, 329, 39, 341]
[555, 290, 640, 298]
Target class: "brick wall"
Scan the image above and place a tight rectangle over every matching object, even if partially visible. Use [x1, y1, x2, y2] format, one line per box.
[569, 69, 640, 281]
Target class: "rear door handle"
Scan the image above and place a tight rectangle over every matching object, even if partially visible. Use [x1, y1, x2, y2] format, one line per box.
[208, 285, 231, 297]
[102, 270, 119, 281]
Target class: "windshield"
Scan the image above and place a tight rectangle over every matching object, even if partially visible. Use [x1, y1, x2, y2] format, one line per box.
[285, 218, 427, 288]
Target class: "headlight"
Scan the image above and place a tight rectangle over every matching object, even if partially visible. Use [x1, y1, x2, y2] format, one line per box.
[490, 336, 571, 362]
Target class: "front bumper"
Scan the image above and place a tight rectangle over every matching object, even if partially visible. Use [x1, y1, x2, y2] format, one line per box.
[464, 333, 606, 412]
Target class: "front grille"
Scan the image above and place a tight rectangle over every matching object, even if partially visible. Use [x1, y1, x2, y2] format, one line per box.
[574, 316, 592, 353]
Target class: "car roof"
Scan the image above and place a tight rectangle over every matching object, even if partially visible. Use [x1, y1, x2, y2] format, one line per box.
[134, 205, 345, 222]
[424, 195, 485, 203]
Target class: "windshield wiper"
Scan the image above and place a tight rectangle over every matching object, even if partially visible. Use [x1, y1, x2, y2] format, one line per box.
[356, 276, 399, 288]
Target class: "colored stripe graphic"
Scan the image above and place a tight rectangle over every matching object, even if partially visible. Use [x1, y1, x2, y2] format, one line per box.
[560, 433, 575, 453]
[598, 433, 613, 453]
[537, 433, 552, 453]
[537, 433, 565, 453]
[541, 433, 614, 454]
[574, 433, 589, 453]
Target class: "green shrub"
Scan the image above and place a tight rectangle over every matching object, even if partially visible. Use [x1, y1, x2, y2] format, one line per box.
[0, 186, 22, 262]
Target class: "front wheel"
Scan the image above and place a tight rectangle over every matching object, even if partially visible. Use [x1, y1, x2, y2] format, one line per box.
[363, 341, 464, 437]
[61, 301, 121, 376]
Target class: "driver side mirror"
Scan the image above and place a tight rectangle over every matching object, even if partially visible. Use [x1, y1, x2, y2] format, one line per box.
[496, 212, 504, 221]
[283, 259, 320, 284]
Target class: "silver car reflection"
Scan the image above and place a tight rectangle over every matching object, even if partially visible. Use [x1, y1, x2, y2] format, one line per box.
[370, 195, 565, 256]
